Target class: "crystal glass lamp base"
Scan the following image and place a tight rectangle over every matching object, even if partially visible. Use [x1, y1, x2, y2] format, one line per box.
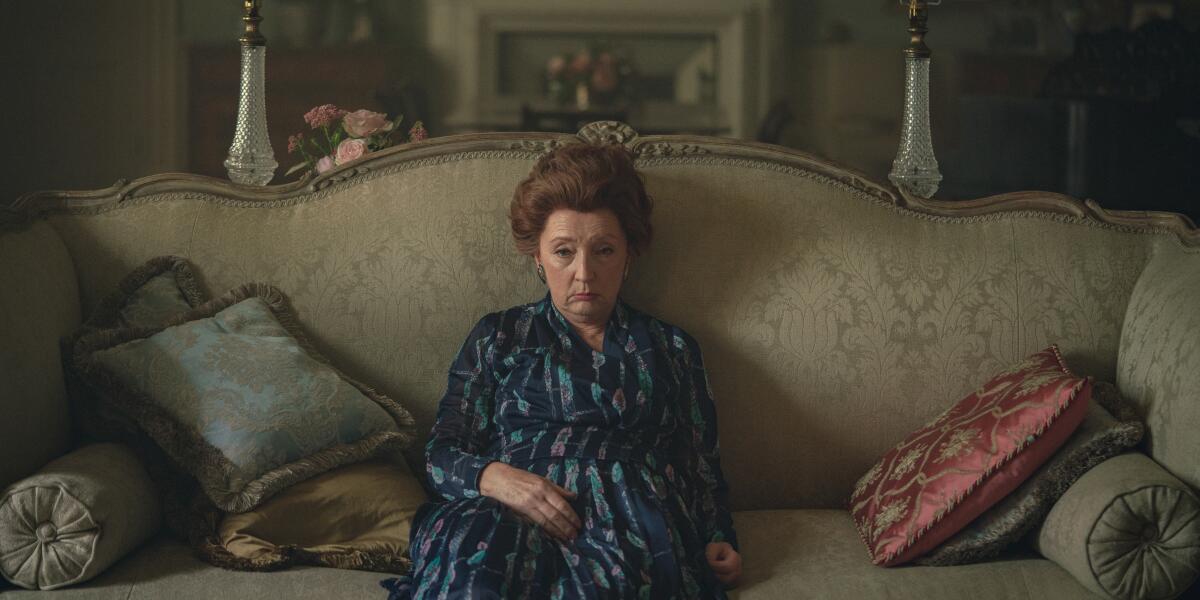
[889, 168, 943, 200]
[225, 45, 277, 186]
[889, 56, 941, 199]
[224, 156, 278, 186]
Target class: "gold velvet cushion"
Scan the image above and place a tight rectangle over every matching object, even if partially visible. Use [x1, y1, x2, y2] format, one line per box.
[72, 282, 416, 513]
[0, 444, 160, 590]
[213, 459, 427, 573]
[917, 381, 1145, 565]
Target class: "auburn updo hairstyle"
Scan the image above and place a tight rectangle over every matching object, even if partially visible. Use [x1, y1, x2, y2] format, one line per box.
[509, 143, 653, 257]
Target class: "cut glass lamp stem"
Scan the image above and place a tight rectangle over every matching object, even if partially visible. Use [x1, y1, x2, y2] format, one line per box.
[890, 56, 942, 198]
[889, 0, 942, 199]
[225, 0, 277, 186]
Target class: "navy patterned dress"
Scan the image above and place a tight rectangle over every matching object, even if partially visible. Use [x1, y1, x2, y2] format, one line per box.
[381, 294, 737, 599]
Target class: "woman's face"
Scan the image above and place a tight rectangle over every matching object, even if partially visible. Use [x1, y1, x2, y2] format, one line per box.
[536, 208, 629, 327]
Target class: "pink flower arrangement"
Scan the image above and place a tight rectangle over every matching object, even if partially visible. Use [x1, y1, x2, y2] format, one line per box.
[343, 109, 393, 137]
[316, 155, 335, 174]
[409, 122, 428, 142]
[545, 46, 634, 105]
[303, 104, 347, 129]
[335, 138, 368, 165]
[286, 104, 427, 178]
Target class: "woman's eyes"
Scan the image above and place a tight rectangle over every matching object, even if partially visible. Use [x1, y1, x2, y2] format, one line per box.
[553, 247, 615, 258]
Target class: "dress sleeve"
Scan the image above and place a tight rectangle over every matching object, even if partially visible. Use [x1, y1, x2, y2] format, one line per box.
[671, 331, 739, 551]
[425, 314, 501, 501]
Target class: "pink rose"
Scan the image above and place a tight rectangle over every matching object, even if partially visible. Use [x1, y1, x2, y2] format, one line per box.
[316, 155, 335, 173]
[335, 138, 368, 165]
[342, 109, 392, 137]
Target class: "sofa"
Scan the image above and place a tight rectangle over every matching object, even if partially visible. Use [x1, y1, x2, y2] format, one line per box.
[2, 121, 1198, 599]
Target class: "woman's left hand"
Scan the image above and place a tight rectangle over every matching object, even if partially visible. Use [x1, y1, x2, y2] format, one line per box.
[705, 541, 742, 587]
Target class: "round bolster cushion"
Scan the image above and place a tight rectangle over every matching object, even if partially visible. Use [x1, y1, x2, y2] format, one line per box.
[0, 443, 161, 590]
[1033, 452, 1200, 600]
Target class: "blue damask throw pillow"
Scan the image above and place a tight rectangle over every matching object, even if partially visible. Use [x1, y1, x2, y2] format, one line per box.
[85, 255, 209, 331]
[63, 255, 210, 446]
[73, 282, 415, 513]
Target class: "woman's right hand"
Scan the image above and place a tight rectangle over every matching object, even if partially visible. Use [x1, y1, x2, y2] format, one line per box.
[479, 461, 581, 542]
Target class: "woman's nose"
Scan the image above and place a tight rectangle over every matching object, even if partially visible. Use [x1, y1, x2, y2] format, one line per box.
[574, 254, 594, 282]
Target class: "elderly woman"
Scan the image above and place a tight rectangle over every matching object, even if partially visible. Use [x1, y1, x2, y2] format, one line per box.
[383, 144, 741, 598]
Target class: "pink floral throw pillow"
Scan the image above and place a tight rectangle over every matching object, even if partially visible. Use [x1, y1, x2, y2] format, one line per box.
[848, 346, 1092, 566]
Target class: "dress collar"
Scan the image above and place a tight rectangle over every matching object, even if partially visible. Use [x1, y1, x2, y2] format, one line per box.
[541, 292, 630, 355]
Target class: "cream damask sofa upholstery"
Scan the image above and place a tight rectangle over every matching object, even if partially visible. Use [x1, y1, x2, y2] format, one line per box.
[2, 122, 1198, 599]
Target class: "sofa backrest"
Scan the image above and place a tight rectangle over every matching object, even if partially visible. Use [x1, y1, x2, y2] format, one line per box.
[0, 210, 80, 490]
[11, 123, 1198, 509]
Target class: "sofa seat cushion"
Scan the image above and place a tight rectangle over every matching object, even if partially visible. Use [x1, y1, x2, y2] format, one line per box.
[0, 510, 1099, 599]
[0, 537, 390, 599]
[731, 509, 1097, 599]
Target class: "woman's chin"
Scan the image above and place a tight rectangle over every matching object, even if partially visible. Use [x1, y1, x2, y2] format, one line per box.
[564, 298, 612, 318]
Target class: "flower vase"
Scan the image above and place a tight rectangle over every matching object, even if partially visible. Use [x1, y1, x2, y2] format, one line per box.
[575, 82, 590, 111]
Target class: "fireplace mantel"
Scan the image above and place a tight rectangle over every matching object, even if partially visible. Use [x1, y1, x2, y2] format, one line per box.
[428, 0, 782, 138]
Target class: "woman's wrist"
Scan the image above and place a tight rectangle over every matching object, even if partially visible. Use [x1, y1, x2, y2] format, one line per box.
[477, 460, 506, 498]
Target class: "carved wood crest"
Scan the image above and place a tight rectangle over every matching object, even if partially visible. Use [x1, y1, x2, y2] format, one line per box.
[577, 121, 638, 146]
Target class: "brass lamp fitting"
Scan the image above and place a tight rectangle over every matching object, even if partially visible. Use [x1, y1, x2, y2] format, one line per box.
[240, 0, 266, 46]
[902, 0, 940, 59]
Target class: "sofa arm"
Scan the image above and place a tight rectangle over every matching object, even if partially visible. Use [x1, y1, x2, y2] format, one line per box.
[1032, 452, 1200, 600]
